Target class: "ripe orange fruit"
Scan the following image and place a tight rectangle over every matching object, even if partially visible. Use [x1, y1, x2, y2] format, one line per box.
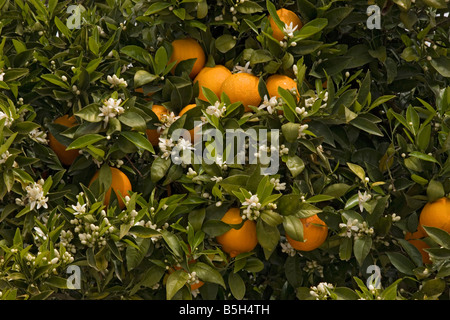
[193, 65, 232, 101]
[89, 167, 132, 209]
[48, 115, 79, 166]
[168, 38, 206, 79]
[419, 197, 450, 234]
[268, 8, 303, 42]
[178, 104, 197, 117]
[265, 74, 299, 115]
[266, 74, 299, 99]
[220, 73, 261, 112]
[216, 208, 258, 258]
[286, 214, 328, 251]
[146, 104, 169, 146]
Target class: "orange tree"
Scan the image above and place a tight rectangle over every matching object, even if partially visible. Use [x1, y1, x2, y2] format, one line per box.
[0, 0, 449, 301]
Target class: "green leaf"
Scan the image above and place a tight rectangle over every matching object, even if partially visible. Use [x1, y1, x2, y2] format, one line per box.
[398, 239, 423, 267]
[421, 278, 446, 298]
[334, 287, 360, 300]
[286, 155, 305, 178]
[215, 35, 237, 54]
[134, 70, 159, 87]
[357, 71, 371, 106]
[201, 86, 219, 105]
[0, 204, 20, 223]
[219, 175, 250, 195]
[423, 226, 450, 249]
[40, 74, 70, 89]
[368, 46, 387, 63]
[429, 56, 450, 77]
[323, 183, 351, 198]
[323, 7, 353, 30]
[284, 255, 303, 288]
[380, 278, 404, 300]
[129, 226, 161, 239]
[406, 105, 419, 134]
[297, 203, 322, 218]
[349, 116, 383, 136]
[118, 112, 147, 133]
[236, 1, 264, 14]
[421, 0, 447, 9]
[228, 272, 245, 300]
[0, 132, 17, 156]
[120, 131, 154, 153]
[368, 95, 396, 111]
[173, 7, 186, 20]
[416, 124, 431, 152]
[427, 180, 445, 202]
[250, 49, 273, 65]
[161, 230, 183, 258]
[256, 220, 279, 254]
[15, 122, 40, 134]
[266, 0, 284, 31]
[188, 209, 205, 232]
[74, 104, 102, 122]
[4, 68, 29, 82]
[283, 215, 303, 242]
[30, 291, 55, 300]
[13, 228, 22, 247]
[54, 16, 72, 39]
[121, 45, 153, 66]
[154, 46, 168, 75]
[202, 220, 231, 237]
[45, 276, 69, 289]
[386, 252, 415, 275]
[144, 2, 172, 15]
[393, 0, 411, 10]
[139, 265, 166, 289]
[296, 287, 315, 300]
[66, 134, 104, 150]
[353, 235, 372, 265]
[306, 194, 335, 203]
[89, 36, 99, 55]
[347, 162, 366, 182]
[166, 270, 189, 300]
[401, 47, 419, 62]
[126, 238, 151, 271]
[260, 209, 283, 227]
[409, 151, 439, 164]
[339, 237, 353, 261]
[292, 18, 328, 41]
[345, 45, 374, 69]
[191, 262, 226, 288]
[278, 194, 301, 216]
[281, 122, 300, 143]
[426, 248, 450, 260]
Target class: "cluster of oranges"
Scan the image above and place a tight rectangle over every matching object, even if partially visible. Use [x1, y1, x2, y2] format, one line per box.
[46, 9, 326, 264]
[43, 6, 450, 296]
[46, 0, 450, 269]
[216, 208, 328, 258]
[50, 9, 449, 268]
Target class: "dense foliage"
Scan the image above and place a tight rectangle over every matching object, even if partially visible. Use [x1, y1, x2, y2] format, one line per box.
[0, 0, 449, 300]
